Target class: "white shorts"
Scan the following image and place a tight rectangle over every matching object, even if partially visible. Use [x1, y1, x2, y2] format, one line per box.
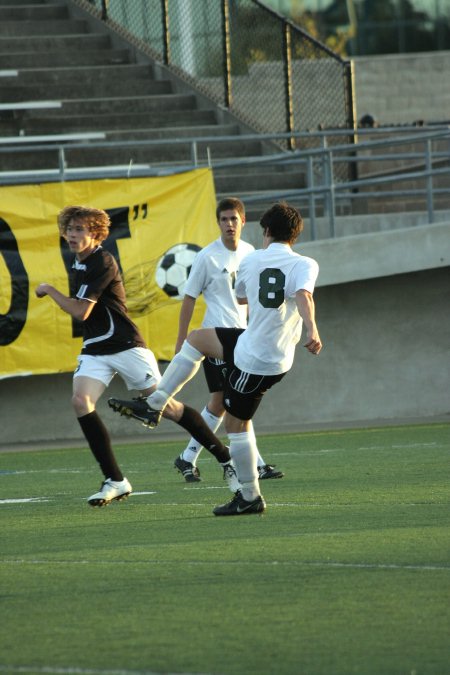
[74, 347, 162, 391]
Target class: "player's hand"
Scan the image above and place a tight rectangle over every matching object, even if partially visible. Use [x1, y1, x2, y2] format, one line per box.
[35, 283, 49, 298]
[304, 336, 322, 355]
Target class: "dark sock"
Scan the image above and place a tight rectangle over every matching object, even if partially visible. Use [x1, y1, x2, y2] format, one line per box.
[178, 405, 231, 463]
[77, 411, 123, 481]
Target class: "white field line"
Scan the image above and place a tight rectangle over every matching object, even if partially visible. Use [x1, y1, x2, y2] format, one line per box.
[0, 494, 157, 504]
[0, 498, 52, 504]
[0, 558, 448, 572]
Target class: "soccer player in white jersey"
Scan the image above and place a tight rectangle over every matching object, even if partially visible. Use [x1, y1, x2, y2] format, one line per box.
[173, 197, 284, 483]
[109, 202, 322, 516]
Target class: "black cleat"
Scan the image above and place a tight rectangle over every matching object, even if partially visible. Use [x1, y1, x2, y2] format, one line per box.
[258, 464, 284, 480]
[213, 490, 266, 516]
[108, 396, 162, 429]
[174, 456, 201, 483]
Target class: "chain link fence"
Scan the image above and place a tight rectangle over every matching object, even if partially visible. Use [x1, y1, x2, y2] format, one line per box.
[76, 0, 355, 147]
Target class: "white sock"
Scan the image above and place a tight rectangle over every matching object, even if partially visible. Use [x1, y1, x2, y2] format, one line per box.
[247, 421, 265, 468]
[182, 407, 223, 465]
[228, 431, 260, 501]
[148, 340, 204, 410]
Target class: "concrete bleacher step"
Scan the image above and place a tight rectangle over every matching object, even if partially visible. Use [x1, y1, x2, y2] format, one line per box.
[0, 63, 155, 84]
[0, 0, 53, 4]
[43, 94, 201, 115]
[0, 19, 89, 36]
[104, 124, 241, 142]
[0, 48, 133, 68]
[0, 4, 68, 21]
[214, 169, 306, 193]
[1, 79, 174, 101]
[0, 32, 112, 51]
[0, 110, 219, 135]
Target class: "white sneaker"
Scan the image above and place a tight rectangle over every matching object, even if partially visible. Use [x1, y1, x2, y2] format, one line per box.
[88, 477, 132, 507]
[222, 462, 241, 493]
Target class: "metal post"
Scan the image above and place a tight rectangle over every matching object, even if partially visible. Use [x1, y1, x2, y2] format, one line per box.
[282, 22, 295, 151]
[321, 135, 328, 217]
[58, 146, 66, 179]
[344, 60, 358, 183]
[425, 139, 434, 223]
[190, 141, 198, 167]
[328, 152, 336, 238]
[162, 0, 170, 66]
[221, 0, 232, 109]
[100, 0, 109, 21]
[323, 147, 336, 238]
[306, 156, 316, 240]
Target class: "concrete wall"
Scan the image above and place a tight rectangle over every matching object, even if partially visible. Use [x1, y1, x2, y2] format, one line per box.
[353, 51, 450, 125]
[1, 221, 449, 449]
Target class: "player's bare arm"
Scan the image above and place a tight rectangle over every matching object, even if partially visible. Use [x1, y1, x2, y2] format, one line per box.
[35, 283, 94, 322]
[296, 289, 322, 355]
[175, 294, 196, 353]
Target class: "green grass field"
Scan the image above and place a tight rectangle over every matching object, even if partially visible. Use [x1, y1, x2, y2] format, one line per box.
[0, 423, 449, 675]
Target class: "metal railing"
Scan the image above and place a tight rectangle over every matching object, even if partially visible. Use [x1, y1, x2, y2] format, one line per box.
[76, 0, 356, 145]
[1, 126, 448, 239]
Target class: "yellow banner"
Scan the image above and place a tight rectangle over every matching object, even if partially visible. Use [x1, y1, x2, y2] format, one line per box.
[0, 169, 217, 378]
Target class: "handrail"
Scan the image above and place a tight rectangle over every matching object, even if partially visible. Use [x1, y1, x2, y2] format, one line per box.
[1, 126, 448, 238]
[0, 101, 62, 111]
[1, 125, 447, 155]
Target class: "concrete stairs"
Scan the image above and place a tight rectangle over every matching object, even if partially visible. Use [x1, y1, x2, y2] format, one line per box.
[0, 0, 447, 232]
[0, 0, 294, 199]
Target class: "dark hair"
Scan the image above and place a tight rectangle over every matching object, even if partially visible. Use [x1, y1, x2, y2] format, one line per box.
[260, 202, 303, 244]
[216, 197, 245, 222]
[58, 205, 110, 242]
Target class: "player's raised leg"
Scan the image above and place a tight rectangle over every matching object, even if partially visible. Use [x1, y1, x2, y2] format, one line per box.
[108, 329, 222, 426]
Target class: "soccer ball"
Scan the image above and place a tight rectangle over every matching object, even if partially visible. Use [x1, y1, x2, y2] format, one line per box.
[155, 243, 201, 299]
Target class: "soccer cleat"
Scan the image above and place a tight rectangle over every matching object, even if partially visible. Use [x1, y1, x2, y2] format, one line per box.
[108, 396, 162, 429]
[258, 464, 285, 480]
[174, 455, 201, 483]
[222, 461, 241, 493]
[88, 477, 132, 507]
[213, 490, 266, 516]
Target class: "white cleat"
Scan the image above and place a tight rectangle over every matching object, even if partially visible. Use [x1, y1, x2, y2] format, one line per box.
[88, 477, 132, 507]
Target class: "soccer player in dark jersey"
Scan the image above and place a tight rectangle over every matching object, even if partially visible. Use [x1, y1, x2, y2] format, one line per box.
[35, 205, 238, 507]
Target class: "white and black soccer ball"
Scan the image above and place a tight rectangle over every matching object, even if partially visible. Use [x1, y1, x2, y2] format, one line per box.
[155, 243, 201, 300]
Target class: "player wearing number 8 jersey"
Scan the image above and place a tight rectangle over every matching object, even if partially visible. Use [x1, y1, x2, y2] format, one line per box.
[109, 202, 322, 516]
[173, 197, 284, 483]
[233, 241, 318, 375]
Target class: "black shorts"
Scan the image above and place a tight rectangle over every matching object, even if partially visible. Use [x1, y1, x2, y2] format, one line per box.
[203, 357, 227, 393]
[215, 327, 285, 421]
